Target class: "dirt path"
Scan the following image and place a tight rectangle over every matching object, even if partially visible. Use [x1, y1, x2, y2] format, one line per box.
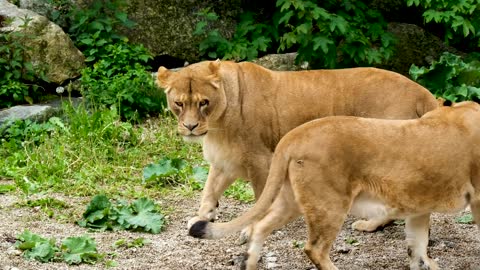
[1, 191, 479, 270]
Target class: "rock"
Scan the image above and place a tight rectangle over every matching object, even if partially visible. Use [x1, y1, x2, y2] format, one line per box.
[380, 22, 460, 76]
[118, 0, 241, 63]
[0, 0, 85, 84]
[0, 97, 82, 125]
[251, 53, 308, 71]
[6, 246, 22, 256]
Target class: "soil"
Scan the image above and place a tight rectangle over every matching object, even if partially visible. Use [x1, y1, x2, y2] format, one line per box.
[1, 184, 479, 270]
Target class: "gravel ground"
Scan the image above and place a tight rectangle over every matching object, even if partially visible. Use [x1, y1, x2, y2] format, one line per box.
[1, 186, 479, 270]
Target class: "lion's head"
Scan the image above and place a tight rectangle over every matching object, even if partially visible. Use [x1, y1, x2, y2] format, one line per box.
[156, 60, 227, 142]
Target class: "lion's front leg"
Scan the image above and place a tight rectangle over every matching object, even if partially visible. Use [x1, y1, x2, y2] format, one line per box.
[405, 213, 438, 270]
[187, 165, 236, 229]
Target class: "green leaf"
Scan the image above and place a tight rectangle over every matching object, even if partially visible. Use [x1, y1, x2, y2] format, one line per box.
[62, 236, 102, 265]
[193, 21, 207, 35]
[312, 36, 333, 54]
[455, 214, 473, 224]
[117, 198, 164, 234]
[143, 157, 187, 181]
[15, 230, 57, 263]
[329, 16, 347, 34]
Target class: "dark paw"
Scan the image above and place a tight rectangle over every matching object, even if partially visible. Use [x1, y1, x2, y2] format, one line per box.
[239, 253, 249, 270]
[188, 220, 208, 238]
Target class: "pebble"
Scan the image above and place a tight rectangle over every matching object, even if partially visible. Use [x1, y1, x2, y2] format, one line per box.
[266, 262, 281, 269]
[6, 247, 22, 256]
[335, 245, 351, 254]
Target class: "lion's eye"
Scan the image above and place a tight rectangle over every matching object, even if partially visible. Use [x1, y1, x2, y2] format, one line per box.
[175, 101, 183, 107]
[199, 99, 209, 107]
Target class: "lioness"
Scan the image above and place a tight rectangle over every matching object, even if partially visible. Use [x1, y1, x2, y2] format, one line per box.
[156, 60, 438, 234]
[189, 101, 480, 270]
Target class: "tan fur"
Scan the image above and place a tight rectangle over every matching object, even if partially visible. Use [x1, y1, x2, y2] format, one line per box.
[194, 102, 480, 270]
[156, 60, 438, 232]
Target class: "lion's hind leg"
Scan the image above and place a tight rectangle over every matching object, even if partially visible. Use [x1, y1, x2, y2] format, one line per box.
[405, 213, 438, 270]
[470, 194, 480, 230]
[294, 176, 351, 270]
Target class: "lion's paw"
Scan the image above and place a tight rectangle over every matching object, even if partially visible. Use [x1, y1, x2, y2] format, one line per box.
[410, 257, 439, 270]
[351, 220, 379, 232]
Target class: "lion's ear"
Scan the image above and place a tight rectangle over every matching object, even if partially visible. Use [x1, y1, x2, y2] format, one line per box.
[208, 59, 221, 89]
[157, 66, 172, 91]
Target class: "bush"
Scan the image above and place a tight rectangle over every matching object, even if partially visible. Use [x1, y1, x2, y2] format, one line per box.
[409, 52, 480, 102]
[0, 17, 48, 108]
[406, 0, 479, 50]
[194, 0, 395, 68]
[67, 0, 135, 63]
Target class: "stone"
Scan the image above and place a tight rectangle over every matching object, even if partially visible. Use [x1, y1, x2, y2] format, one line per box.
[0, 97, 82, 124]
[0, 0, 85, 84]
[380, 22, 460, 76]
[118, 0, 241, 63]
[251, 53, 308, 71]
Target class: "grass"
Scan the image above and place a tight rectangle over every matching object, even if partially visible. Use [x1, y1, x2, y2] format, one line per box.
[0, 100, 254, 205]
[0, 101, 204, 199]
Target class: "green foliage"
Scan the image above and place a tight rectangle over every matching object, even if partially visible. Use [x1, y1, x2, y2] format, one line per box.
[112, 237, 151, 249]
[67, 0, 135, 62]
[15, 230, 58, 263]
[275, 0, 394, 68]
[61, 236, 103, 265]
[194, 9, 272, 61]
[345, 236, 359, 245]
[0, 118, 60, 150]
[223, 180, 255, 203]
[77, 40, 164, 122]
[0, 183, 16, 194]
[17, 197, 69, 218]
[409, 52, 480, 102]
[78, 195, 165, 234]
[0, 102, 202, 197]
[143, 157, 208, 189]
[0, 17, 47, 108]
[406, 0, 479, 48]
[455, 213, 474, 224]
[194, 1, 394, 68]
[15, 230, 103, 265]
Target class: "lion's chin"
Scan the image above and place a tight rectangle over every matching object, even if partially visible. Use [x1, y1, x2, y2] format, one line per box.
[182, 134, 205, 144]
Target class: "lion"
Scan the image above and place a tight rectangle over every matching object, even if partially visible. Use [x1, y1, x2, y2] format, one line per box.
[156, 60, 438, 236]
[189, 101, 480, 270]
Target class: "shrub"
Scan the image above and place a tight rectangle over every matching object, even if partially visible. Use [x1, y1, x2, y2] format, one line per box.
[406, 0, 479, 50]
[67, 0, 135, 63]
[409, 52, 480, 102]
[275, 0, 395, 68]
[0, 17, 48, 108]
[194, 1, 395, 68]
[194, 10, 272, 61]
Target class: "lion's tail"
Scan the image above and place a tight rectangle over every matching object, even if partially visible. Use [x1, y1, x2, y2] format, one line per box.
[188, 151, 289, 240]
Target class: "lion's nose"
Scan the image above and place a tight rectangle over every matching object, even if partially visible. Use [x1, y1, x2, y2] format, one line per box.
[183, 123, 199, 131]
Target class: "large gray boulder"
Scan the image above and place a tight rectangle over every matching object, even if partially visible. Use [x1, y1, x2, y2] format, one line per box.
[119, 0, 240, 63]
[0, 0, 85, 84]
[381, 22, 460, 75]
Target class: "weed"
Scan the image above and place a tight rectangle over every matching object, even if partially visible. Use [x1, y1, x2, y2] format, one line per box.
[455, 214, 474, 224]
[15, 230, 58, 263]
[112, 237, 151, 249]
[78, 195, 165, 233]
[223, 179, 255, 203]
[0, 183, 16, 194]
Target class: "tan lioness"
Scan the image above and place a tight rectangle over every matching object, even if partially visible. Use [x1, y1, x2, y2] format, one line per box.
[156, 60, 438, 234]
[189, 101, 480, 270]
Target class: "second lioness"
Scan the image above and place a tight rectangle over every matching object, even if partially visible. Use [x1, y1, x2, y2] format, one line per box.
[190, 101, 480, 270]
[156, 60, 438, 233]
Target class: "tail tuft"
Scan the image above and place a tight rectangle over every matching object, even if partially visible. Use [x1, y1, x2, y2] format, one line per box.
[189, 220, 209, 238]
